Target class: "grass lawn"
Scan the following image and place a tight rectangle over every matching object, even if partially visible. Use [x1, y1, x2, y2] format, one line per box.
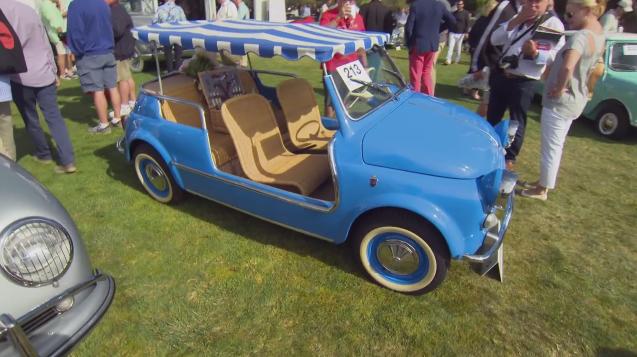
[11, 50, 636, 356]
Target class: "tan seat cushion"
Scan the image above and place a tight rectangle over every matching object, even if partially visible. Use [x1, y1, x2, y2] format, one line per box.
[220, 94, 329, 195]
[209, 133, 236, 167]
[145, 74, 204, 128]
[276, 78, 334, 150]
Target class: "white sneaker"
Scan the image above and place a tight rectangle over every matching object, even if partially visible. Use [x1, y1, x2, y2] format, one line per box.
[108, 104, 131, 119]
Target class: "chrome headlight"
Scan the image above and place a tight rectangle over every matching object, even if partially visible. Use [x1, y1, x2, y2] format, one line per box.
[0, 218, 73, 287]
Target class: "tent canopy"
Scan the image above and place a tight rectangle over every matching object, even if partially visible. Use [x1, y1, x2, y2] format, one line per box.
[132, 19, 390, 62]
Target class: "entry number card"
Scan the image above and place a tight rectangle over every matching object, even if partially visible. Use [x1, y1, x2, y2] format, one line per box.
[624, 45, 637, 56]
[336, 60, 372, 92]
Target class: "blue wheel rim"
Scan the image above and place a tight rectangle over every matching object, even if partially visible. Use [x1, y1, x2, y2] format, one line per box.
[367, 232, 429, 285]
[139, 158, 170, 198]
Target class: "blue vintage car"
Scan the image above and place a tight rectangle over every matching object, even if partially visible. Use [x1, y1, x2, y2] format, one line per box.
[121, 20, 515, 294]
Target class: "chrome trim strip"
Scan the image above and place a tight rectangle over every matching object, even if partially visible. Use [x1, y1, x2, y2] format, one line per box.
[174, 158, 339, 213]
[0, 271, 110, 357]
[0, 314, 38, 357]
[173, 139, 340, 213]
[463, 191, 514, 263]
[15, 272, 109, 327]
[139, 88, 208, 131]
[184, 189, 334, 242]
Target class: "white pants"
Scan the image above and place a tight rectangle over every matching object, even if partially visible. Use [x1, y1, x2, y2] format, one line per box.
[445, 33, 464, 63]
[539, 107, 576, 189]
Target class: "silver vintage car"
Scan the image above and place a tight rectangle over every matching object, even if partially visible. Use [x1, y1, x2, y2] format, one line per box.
[0, 155, 115, 356]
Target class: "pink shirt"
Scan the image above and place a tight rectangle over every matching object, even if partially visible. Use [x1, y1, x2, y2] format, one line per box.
[0, 0, 57, 87]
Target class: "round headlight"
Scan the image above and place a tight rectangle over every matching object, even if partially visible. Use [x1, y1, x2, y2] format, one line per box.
[0, 218, 73, 287]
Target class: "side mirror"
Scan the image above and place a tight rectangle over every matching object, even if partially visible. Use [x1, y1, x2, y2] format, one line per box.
[321, 116, 339, 130]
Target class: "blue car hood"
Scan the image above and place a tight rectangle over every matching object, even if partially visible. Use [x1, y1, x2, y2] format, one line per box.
[362, 94, 502, 179]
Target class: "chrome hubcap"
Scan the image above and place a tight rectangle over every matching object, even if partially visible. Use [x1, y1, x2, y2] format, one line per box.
[376, 239, 420, 275]
[145, 163, 168, 192]
[599, 113, 618, 134]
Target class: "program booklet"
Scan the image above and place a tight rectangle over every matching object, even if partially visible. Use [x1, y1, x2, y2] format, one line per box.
[532, 26, 564, 44]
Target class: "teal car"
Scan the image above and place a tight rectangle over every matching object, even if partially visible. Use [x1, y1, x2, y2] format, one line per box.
[585, 32, 637, 139]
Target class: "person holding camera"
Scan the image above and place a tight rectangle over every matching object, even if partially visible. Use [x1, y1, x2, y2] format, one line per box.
[487, 0, 564, 171]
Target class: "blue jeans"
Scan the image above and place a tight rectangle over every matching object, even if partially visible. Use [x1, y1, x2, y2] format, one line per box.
[11, 81, 75, 166]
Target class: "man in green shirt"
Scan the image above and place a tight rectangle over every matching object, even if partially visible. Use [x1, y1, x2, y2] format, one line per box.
[39, 0, 67, 78]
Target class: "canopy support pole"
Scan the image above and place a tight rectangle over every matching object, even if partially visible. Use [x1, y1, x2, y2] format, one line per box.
[152, 42, 163, 95]
[247, 53, 253, 70]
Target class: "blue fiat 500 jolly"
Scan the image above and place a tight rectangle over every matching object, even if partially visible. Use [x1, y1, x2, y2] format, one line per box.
[121, 20, 516, 294]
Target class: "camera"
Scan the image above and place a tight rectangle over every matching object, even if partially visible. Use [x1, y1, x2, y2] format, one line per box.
[499, 55, 519, 70]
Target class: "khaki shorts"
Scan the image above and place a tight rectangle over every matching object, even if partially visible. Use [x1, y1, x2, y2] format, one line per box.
[55, 41, 67, 55]
[116, 59, 132, 82]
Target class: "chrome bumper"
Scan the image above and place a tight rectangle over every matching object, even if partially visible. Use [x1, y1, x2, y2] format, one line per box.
[464, 191, 514, 265]
[0, 271, 115, 357]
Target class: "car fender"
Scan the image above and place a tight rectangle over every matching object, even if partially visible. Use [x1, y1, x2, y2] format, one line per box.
[587, 98, 633, 123]
[126, 131, 186, 189]
[347, 193, 468, 258]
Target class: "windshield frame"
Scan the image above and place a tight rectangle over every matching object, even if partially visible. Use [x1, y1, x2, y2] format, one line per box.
[327, 45, 409, 121]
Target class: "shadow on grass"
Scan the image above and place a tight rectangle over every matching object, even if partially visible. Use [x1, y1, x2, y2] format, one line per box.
[597, 348, 637, 357]
[92, 143, 366, 282]
[56, 86, 96, 127]
[13, 126, 65, 164]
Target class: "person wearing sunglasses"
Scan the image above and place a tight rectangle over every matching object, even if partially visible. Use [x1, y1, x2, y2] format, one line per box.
[519, 0, 606, 200]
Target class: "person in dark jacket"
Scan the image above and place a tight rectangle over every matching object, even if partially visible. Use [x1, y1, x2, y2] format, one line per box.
[107, 0, 136, 118]
[68, 0, 122, 133]
[359, 0, 393, 34]
[405, 0, 456, 95]
[443, 0, 470, 64]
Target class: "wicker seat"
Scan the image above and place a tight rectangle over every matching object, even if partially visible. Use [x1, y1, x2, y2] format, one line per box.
[220, 94, 329, 195]
[276, 78, 334, 151]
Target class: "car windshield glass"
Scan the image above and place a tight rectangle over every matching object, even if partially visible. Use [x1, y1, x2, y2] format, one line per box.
[610, 42, 637, 71]
[330, 46, 406, 119]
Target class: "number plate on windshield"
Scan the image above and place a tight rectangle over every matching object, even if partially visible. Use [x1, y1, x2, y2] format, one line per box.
[335, 60, 372, 92]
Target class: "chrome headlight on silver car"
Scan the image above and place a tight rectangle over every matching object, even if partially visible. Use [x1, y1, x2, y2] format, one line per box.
[0, 218, 73, 287]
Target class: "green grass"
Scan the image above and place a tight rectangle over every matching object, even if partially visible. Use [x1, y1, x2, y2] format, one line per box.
[11, 51, 636, 356]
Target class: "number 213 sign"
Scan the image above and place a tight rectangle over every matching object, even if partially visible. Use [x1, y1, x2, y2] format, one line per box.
[336, 60, 372, 92]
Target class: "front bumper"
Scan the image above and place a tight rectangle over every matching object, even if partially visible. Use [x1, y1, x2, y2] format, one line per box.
[463, 191, 514, 268]
[0, 270, 115, 357]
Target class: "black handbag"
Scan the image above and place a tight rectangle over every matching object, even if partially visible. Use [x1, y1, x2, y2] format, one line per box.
[0, 9, 27, 75]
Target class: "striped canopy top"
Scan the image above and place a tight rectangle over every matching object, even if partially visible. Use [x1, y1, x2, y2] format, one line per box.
[132, 19, 390, 62]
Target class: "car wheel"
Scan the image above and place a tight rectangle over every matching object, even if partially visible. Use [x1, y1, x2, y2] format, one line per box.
[133, 144, 183, 204]
[130, 49, 144, 73]
[352, 213, 449, 294]
[596, 103, 630, 139]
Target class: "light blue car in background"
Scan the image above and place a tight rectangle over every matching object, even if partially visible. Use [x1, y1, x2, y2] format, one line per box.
[120, 20, 515, 294]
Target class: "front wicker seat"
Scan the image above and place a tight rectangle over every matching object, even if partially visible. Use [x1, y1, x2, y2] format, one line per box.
[220, 94, 330, 195]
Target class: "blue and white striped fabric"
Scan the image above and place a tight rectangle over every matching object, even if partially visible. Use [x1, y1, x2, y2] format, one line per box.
[132, 20, 390, 62]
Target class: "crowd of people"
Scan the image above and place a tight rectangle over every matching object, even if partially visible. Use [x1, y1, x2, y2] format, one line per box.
[0, 0, 635, 199]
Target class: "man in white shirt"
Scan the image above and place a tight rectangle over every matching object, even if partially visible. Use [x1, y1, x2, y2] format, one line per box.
[487, 0, 564, 170]
[599, 0, 632, 32]
[217, 0, 239, 19]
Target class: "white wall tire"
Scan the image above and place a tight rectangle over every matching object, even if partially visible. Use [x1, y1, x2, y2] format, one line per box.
[133, 145, 184, 204]
[352, 213, 449, 295]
